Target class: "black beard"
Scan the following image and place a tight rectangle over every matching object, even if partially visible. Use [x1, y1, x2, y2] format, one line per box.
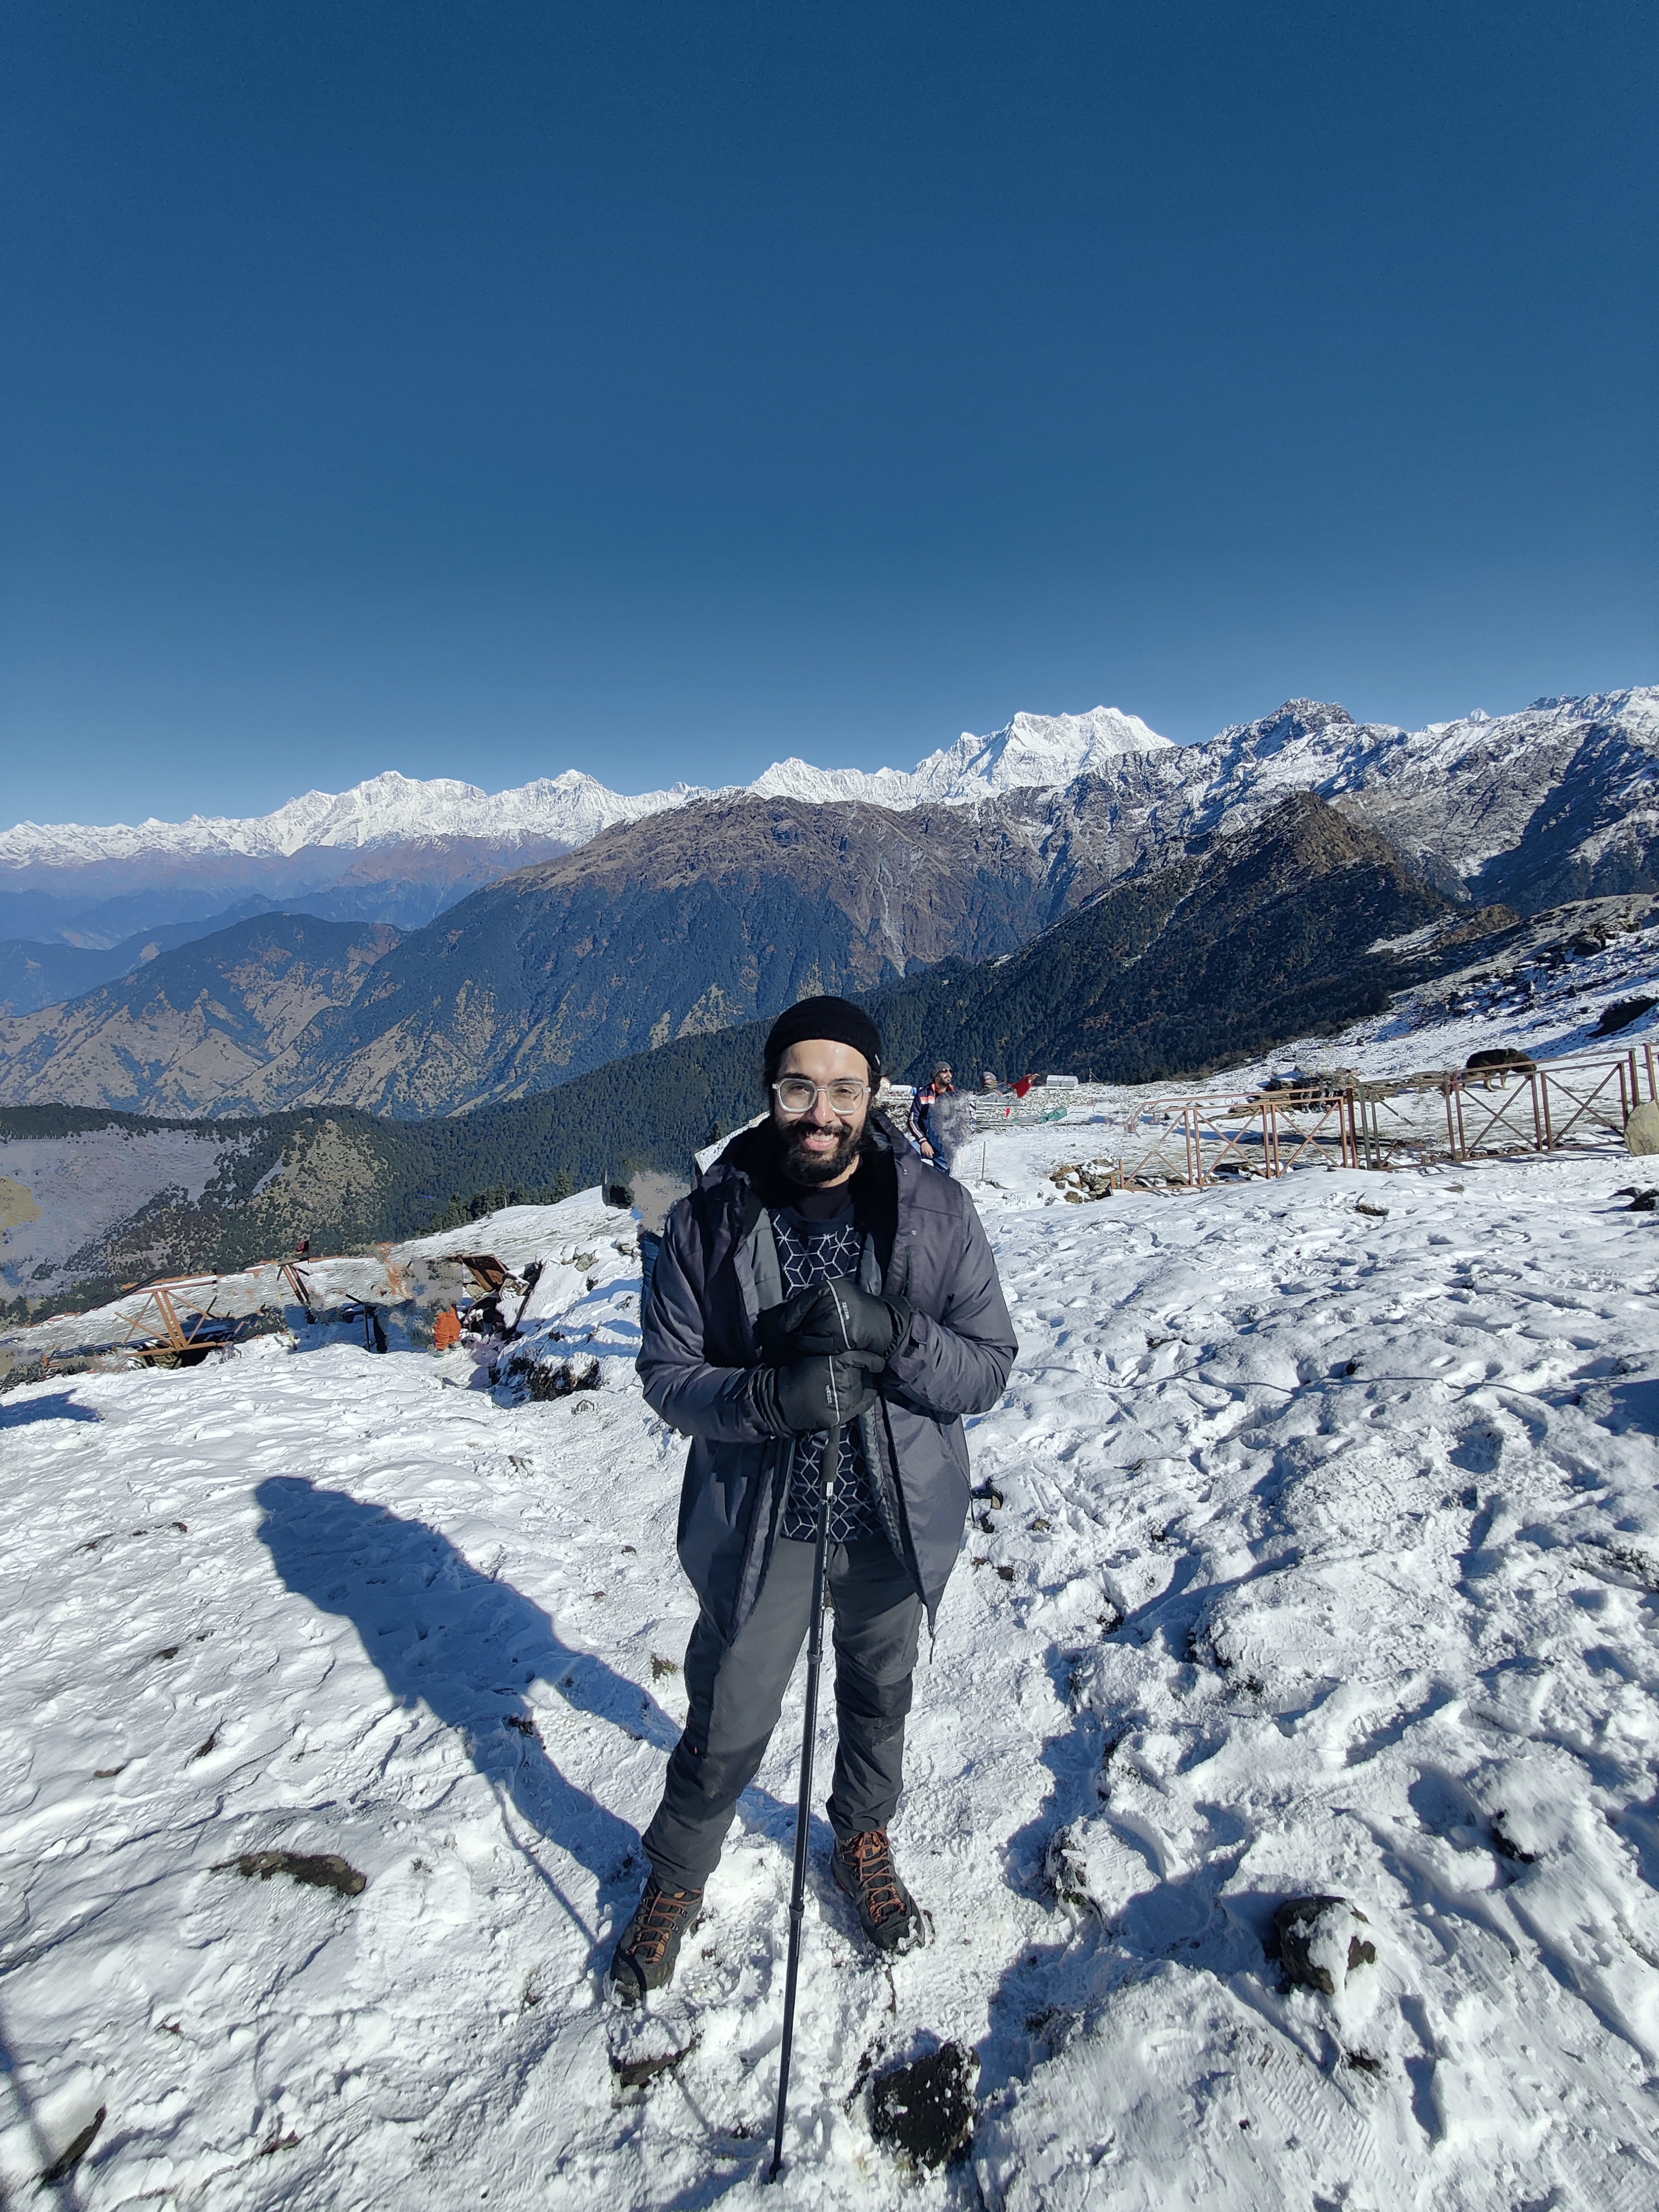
[778, 1118, 863, 1186]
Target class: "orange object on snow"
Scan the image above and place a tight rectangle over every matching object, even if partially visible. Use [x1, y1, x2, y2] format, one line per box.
[433, 1308, 462, 1351]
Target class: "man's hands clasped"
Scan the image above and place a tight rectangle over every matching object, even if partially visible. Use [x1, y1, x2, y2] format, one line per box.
[754, 1277, 912, 1436]
[755, 1354, 877, 1434]
[777, 1279, 911, 1365]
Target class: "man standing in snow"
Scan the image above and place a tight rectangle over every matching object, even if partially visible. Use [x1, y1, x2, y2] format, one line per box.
[908, 1060, 958, 1167]
[610, 997, 1017, 2002]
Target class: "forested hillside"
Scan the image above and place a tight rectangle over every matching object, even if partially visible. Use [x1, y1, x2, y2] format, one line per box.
[2, 795, 1532, 1310]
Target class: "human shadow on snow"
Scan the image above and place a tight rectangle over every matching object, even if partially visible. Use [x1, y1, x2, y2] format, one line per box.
[0, 2000, 90, 2207]
[253, 1477, 790, 1940]
[0, 1389, 99, 1429]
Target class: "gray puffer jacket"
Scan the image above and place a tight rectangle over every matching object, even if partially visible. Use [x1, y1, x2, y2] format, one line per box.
[637, 1113, 1018, 1644]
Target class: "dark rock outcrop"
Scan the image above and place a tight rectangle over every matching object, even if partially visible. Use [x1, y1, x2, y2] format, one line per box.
[868, 2043, 979, 2169]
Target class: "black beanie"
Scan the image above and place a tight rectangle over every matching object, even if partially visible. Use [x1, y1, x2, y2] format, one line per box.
[763, 995, 883, 1084]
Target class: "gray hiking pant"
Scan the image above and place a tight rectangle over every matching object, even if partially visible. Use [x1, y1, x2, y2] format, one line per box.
[642, 1534, 924, 1894]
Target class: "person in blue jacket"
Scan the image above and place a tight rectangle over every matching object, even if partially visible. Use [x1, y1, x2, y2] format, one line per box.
[608, 997, 1017, 2002]
[907, 1060, 958, 1167]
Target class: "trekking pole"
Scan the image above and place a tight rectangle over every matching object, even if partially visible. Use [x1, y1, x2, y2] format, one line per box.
[768, 1419, 839, 2184]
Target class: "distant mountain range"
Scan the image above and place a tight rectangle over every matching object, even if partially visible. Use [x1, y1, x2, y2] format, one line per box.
[0, 708, 1168, 944]
[2, 689, 1653, 949]
[4, 788, 1591, 1316]
[0, 784, 1138, 1115]
[0, 900, 288, 1019]
[0, 689, 1653, 1119]
[0, 916, 400, 1118]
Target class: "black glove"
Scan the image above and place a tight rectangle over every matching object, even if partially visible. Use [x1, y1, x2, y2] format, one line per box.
[753, 1354, 878, 1435]
[776, 1278, 912, 1367]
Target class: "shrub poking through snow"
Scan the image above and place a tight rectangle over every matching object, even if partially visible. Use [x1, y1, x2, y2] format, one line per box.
[1270, 1895, 1375, 1996]
[868, 2043, 978, 2169]
[215, 1850, 367, 1898]
[496, 1347, 603, 1400]
[609, 2035, 697, 2092]
[1044, 1822, 1094, 1910]
[1048, 1160, 1115, 1202]
[533, 1352, 601, 1399]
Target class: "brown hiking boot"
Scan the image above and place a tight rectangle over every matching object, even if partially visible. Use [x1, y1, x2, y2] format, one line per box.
[607, 1877, 703, 2005]
[832, 1830, 925, 1954]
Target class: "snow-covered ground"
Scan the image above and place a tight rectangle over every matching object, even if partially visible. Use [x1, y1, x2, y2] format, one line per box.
[1059, 893, 1657, 1112]
[3, 1062, 1658, 2208]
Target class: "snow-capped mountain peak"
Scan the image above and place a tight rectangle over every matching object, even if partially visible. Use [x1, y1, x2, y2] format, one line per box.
[0, 767, 699, 868]
[0, 706, 1176, 865]
[743, 757, 922, 806]
[746, 706, 1171, 808]
[4, 690, 1655, 904]
[907, 706, 1175, 801]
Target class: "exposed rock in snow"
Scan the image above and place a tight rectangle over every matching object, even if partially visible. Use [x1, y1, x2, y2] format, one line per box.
[1271, 1894, 1376, 1998]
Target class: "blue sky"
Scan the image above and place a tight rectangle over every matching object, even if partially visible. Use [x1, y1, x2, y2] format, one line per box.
[2, 0, 1654, 828]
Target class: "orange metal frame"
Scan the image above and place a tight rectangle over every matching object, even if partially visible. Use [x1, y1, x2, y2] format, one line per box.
[117, 1275, 232, 1360]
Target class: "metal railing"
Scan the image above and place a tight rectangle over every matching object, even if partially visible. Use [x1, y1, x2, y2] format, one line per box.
[1033, 1041, 1657, 1191]
[1354, 1044, 1655, 1172]
[1097, 1087, 1360, 1189]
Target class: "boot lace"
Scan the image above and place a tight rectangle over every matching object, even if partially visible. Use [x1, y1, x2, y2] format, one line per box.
[626, 1882, 698, 1966]
[842, 1830, 906, 1924]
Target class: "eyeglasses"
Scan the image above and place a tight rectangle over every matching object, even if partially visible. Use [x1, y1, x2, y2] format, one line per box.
[772, 1076, 870, 1116]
